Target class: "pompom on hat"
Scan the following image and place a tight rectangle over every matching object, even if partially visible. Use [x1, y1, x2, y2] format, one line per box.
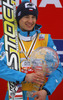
[16, 1, 38, 25]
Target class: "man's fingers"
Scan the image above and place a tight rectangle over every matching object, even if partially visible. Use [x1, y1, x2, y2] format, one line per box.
[34, 97, 39, 100]
[32, 92, 38, 97]
[33, 80, 44, 85]
[34, 73, 45, 80]
[33, 77, 44, 85]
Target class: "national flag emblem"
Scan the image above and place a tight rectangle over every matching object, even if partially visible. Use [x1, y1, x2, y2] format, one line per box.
[29, 8, 33, 11]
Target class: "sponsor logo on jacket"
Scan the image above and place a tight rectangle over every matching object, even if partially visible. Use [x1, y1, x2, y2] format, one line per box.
[39, 34, 45, 40]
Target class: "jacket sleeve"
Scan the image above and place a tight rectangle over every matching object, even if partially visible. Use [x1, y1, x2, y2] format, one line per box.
[0, 36, 26, 83]
[43, 34, 63, 95]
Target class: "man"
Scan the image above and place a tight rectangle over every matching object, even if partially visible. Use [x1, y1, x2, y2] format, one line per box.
[0, 1, 62, 100]
[16, 1, 63, 100]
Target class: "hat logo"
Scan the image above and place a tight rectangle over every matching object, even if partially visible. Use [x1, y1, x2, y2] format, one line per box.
[18, 11, 21, 17]
[25, 3, 36, 9]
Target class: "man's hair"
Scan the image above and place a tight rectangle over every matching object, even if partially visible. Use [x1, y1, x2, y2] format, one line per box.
[16, 1, 38, 26]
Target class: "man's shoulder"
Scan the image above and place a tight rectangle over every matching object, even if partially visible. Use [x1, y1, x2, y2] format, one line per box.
[39, 33, 50, 35]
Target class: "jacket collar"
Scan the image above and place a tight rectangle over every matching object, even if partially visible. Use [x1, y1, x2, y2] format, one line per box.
[17, 24, 42, 37]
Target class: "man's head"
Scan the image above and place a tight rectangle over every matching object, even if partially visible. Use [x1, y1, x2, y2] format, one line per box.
[16, 2, 38, 31]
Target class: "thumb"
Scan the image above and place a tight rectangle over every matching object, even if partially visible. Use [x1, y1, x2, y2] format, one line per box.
[32, 91, 38, 97]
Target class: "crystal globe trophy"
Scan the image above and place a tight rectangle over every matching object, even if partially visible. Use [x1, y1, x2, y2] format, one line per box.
[27, 47, 59, 97]
[30, 47, 59, 77]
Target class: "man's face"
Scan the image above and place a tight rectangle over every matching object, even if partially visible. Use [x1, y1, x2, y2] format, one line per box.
[19, 15, 36, 31]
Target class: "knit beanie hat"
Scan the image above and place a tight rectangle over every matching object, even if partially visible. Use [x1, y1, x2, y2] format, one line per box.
[16, 1, 38, 25]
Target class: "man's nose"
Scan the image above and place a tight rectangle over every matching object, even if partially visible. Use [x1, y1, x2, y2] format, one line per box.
[28, 18, 33, 23]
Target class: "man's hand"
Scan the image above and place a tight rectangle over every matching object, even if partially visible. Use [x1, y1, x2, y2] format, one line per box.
[25, 72, 45, 85]
[32, 90, 47, 100]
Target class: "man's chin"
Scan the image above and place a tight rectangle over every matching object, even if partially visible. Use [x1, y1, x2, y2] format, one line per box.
[24, 28, 34, 32]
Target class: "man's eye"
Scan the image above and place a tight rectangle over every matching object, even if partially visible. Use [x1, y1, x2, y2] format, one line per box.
[32, 16, 36, 19]
[25, 16, 29, 18]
